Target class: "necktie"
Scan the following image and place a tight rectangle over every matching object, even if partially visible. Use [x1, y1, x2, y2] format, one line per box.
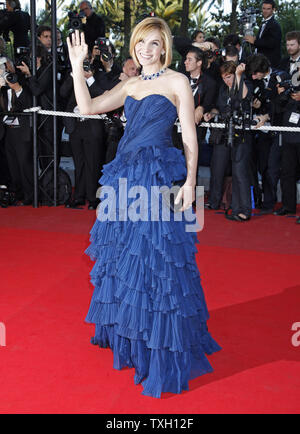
[10, 89, 16, 112]
[190, 77, 198, 92]
[259, 20, 268, 38]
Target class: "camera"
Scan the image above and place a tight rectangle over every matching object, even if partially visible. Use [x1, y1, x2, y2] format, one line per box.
[276, 72, 300, 99]
[95, 37, 112, 62]
[68, 10, 85, 32]
[206, 49, 224, 60]
[4, 71, 18, 83]
[14, 46, 31, 67]
[0, 2, 7, 18]
[239, 7, 260, 37]
[253, 84, 267, 104]
[83, 59, 92, 72]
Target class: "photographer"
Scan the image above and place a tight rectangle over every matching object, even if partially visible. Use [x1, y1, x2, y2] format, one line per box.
[173, 29, 207, 73]
[224, 45, 240, 64]
[244, 0, 282, 67]
[60, 54, 106, 210]
[16, 44, 57, 171]
[279, 31, 300, 76]
[204, 61, 252, 221]
[37, 25, 52, 52]
[0, 0, 30, 57]
[79, 1, 105, 52]
[274, 71, 300, 223]
[91, 38, 121, 89]
[223, 34, 247, 63]
[0, 35, 14, 192]
[0, 69, 33, 205]
[245, 54, 283, 213]
[179, 46, 217, 167]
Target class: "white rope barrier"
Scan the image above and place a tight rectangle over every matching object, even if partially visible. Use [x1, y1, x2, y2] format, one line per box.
[24, 106, 109, 120]
[24, 106, 300, 132]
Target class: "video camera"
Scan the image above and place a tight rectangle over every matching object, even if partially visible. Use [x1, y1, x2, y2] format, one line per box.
[14, 46, 31, 67]
[223, 98, 255, 147]
[276, 72, 300, 100]
[94, 37, 112, 62]
[239, 7, 260, 37]
[67, 10, 85, 33]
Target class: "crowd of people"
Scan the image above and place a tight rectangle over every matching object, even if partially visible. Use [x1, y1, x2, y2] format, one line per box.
[0, 0, 299, 223]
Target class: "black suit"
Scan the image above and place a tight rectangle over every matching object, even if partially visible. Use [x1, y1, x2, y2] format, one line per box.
[0, 85, 33, 200]
[83, 12, 105, 52]
[60, 74, 106, 203]
[254, 16, 282, 67]
[208, 83, 252, 217]
[25, 63, 61, 170]
[0, 9, 30, 54]
[276, 96, 300, 212]
[193, 72, 218, 167]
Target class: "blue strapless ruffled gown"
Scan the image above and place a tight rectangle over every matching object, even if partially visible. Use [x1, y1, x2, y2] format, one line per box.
[85, 94, 221, 398]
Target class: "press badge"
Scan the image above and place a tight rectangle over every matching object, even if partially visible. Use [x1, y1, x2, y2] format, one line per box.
[289, 112, 300, 124]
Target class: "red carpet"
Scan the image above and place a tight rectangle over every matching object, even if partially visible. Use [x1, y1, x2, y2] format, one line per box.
[0, 205, 299, 414]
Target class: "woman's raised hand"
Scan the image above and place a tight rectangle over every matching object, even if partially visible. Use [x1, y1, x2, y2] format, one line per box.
[66, 30, 88, 69]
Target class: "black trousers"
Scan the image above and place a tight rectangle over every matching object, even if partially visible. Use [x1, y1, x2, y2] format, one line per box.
[0, 135, 11, 186]
[253, 132, 281, 209]
[38, 117, 63, 171]
[5, 126, 33, 200]
[171, 124, 204, 184]
[70, 120, 106, 203]
[209, 139, 252, 216]
[280, 140, 300, 212]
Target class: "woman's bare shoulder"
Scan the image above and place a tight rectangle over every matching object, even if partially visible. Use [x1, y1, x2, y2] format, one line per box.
[123, 75, 141, 94]
[165, 69, 190, 88]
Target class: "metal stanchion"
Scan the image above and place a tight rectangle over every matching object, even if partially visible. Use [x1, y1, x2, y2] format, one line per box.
[30, 0, 38, 208]
[51, 0, 58, 206]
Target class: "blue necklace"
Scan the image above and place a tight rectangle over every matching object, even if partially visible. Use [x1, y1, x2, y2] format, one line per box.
[141, 68, 167, 80]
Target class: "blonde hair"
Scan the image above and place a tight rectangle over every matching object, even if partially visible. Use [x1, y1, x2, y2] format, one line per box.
[129, 17, 173, 69]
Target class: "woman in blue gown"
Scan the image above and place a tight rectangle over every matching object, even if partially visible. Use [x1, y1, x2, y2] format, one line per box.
[67, 17, 221, 398]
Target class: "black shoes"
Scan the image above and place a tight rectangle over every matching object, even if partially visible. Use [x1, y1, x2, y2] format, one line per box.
[225, 208, 251, 222]
[259, 207, 274, 215]
[65, 199, 100, 209]
[273, 207, 296, 216]
[204, 203, 219, 210]
[88, 199, 100, 210]
[19, 199, 33, 206]
[65, 199, 85, 209]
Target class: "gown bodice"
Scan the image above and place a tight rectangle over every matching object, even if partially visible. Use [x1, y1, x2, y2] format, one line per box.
[117, 94, 178, 155]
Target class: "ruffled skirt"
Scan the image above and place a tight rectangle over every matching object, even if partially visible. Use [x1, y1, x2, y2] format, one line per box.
[85, 144, 221, 398]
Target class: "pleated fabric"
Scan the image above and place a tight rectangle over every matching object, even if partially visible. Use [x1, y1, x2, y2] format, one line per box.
[85, 94, 221, 398]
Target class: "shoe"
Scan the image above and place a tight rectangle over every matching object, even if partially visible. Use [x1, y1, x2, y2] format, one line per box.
[237, 213, 251, 221]
[296, 217, 300, 224]
[19, 199, 33, 206]
[204, 203, 219, 210]
[273, 207, 295, 216]
[88, 200, 100, 210]
[65, 199, 85, 209]
[226, 214, 243, 222]
[259, 208, 274, 215]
